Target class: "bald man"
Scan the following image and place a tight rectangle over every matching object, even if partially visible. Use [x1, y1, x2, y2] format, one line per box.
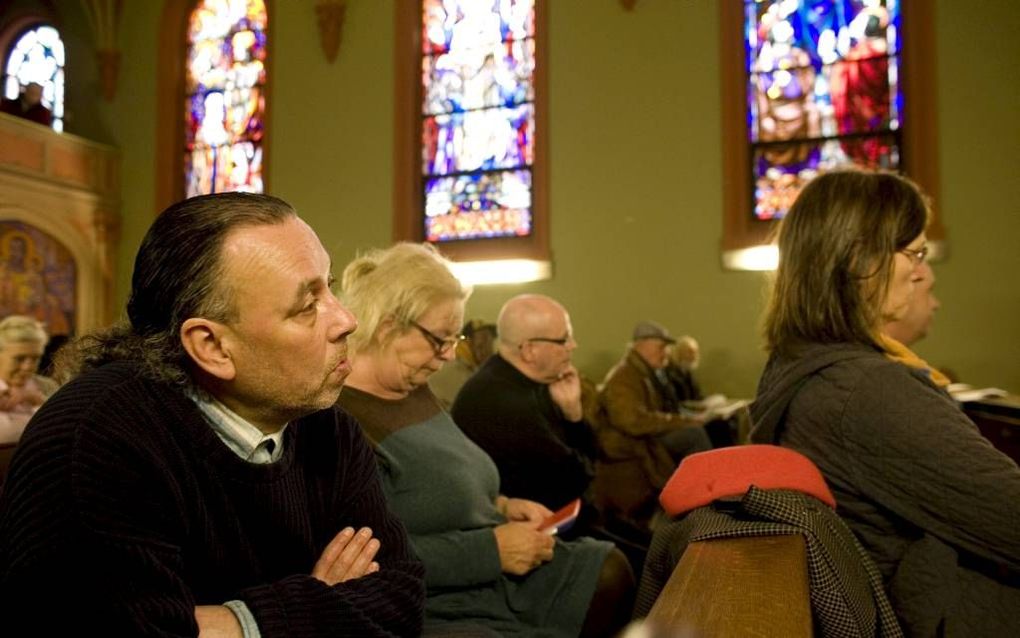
[885, 261, 940, 346]
[451, 294, 599, 515]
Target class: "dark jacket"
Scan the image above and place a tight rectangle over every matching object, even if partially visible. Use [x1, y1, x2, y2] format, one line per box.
[451, 354, 597, 510]
[1, 98, 53, 126]
[750, 342, 1020, 637]
[664, 364, 703, 403]
[635, 487, 904, 638]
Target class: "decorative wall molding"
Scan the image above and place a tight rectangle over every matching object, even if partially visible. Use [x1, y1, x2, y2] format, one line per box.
[81, 0, 123, 101]
[0, 113, 120, 332]
[315, 0, 347, 64]
[95, 48, 120, 102]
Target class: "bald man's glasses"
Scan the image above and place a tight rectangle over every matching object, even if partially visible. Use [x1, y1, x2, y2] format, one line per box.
[524, 334, 573, 347]
[411, 321, 464, 356]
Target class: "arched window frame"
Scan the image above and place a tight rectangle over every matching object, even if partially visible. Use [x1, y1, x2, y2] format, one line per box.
[719, 1, 943, 270]
[156, 0, 272, 212]
[393, 1, 550, 271]
[1, 18, 65, 132]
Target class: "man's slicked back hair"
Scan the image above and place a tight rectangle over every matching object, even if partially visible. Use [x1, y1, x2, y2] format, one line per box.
[59, 192, 295, 387]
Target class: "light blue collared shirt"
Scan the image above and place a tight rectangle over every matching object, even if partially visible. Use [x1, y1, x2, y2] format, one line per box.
[189, 391, 290, 638]
[190, 391, 287, 464]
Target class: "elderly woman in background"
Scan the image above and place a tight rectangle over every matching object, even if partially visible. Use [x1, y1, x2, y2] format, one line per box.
[336, 243, 634, 637]
[751, 170, 1020, 635]
[0, 316, 57, 443]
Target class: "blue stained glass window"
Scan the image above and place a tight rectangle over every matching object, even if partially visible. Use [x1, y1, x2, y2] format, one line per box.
[421, 0, 536, 243]
[425, 169, 532, 241]
[423, 104, 534, 174]
[745, 0, 902, 219]
[184, 0, 267, 198]
[3, 25, 65, 132]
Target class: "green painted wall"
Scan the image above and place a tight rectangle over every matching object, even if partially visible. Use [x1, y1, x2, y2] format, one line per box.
[926, 1, 1020, 393]
[53, 0, 1017, 396]
[93, 0, 160, 330]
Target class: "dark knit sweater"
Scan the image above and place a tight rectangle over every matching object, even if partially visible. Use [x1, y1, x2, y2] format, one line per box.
[451, 354, 597, 510]
[0, 361, 425, 637]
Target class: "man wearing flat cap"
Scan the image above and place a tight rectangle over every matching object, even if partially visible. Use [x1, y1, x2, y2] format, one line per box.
[597, 321, 711, 530]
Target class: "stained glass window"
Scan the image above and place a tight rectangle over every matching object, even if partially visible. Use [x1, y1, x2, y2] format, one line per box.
[3, 25, 65, 132]
[184, 0, 267, 198]
[746, 0, 902, 220]
[421, 0, 536, 242]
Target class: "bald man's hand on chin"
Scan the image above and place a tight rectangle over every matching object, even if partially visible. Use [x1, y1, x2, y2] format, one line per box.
[549, 365, 583, 422]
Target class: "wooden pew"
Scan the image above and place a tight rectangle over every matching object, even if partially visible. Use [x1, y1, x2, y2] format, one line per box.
[644, 534, 812, 637]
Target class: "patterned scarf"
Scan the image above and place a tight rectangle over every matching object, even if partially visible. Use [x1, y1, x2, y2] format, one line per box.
[877, 334, 951, 388]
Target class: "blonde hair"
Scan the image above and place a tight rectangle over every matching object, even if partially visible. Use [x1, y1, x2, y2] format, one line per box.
[341, 243, 470, 355]
[0, 315, 48, 350]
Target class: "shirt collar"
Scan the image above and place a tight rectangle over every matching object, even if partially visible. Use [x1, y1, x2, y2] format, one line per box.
[187, 390, 287, 464]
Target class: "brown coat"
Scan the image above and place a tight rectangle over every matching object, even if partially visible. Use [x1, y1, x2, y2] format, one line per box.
[594, 350, 679, 524]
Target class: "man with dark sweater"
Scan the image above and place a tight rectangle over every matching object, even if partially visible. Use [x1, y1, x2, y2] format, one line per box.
[452, 294, 597, 512]
[0, 193, 425, 636]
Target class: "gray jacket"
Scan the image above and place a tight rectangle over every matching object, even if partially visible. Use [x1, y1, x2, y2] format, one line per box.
[750, 342, 1020, 637]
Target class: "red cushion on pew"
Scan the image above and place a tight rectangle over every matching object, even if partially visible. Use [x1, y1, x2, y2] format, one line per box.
[658, 444, 836, 517]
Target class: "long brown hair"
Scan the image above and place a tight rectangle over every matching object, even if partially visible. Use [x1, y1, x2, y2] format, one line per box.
[764, 169, 929, 354]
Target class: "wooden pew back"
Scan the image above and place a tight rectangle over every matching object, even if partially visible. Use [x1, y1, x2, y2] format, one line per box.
[644, 534, 812, 637]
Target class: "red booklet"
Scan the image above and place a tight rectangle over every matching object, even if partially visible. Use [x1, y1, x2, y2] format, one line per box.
[538, 498, 581, 535]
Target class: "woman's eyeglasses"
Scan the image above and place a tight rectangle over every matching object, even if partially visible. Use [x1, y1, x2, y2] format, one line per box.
[411, 321, 465, 356]
[900, 244, 929, 265]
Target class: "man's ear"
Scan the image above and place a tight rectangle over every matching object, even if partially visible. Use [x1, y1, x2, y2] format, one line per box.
[516, 340, 534, 364]
[180, 318, 236, 381]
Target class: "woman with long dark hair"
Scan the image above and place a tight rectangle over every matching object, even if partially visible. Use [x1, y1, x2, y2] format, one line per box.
[751, 170, 1020, 635]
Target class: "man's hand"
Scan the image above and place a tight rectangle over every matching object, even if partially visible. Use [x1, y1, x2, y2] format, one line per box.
[0, 388, 17, 411]
[676, 406, 709, 426]
[493, 521, 555, 575]
[194, 605, 243, 638]
[20, 387, 46, 407]
[0, 386, 45, 410]
[502, 497, 553, 525]
[311, 527, 381, 586]
[684, 410, 709, 426]
[548, 365, 583, 422]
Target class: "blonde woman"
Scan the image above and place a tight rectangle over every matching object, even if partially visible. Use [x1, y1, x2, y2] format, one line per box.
[337, 243, 634, 637]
